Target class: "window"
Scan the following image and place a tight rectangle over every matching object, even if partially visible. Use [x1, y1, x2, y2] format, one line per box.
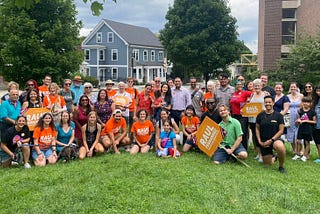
[107, 32, 114, 43]
[111, 68, 118, 80]
[132, 49, 139, 61]
[158, 51, 164, 61]
[99, 49, 105, 61]
[282, 21, 296, 45]
[111, 49, 118, 61]
[96, 32, 102, 43]
[84, 49, 90, 61]
[99, 68, 106, 82]
[151, 50, 155, 61]
[282, 9, 296, 19]
[143, 50, 148, 61]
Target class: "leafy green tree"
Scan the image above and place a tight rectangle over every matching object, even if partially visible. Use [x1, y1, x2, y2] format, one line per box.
[11, 0, 117, 16]
[0, 0, 83, 85]
[160, 0, 242, 82]
[277, 32, 320, 85]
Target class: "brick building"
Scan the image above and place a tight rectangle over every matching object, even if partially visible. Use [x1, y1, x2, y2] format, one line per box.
[258, 0, 320, 71]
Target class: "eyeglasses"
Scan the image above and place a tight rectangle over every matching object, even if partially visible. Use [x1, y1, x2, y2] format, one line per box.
[207, 102, 215, 105]
[190, 82, 196, 84]
[81, 99, 88, 101]
[237, 79, 244, 81]
[305, 86, 312, 89]
[65, 83, 71, 86]
[85, 86, 92, 89]
[128, 81, 133, 83]
[155, 80, 160, 83]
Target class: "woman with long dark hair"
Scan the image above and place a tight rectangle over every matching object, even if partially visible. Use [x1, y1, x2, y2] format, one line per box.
[152, 83, 172, 121]
[94, 89, 115, 128]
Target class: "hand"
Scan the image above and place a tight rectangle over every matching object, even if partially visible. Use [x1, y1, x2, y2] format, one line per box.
[114, 139, 120, 146]
[225, 148, 233, 155]
[87, 150, 93, 157]
[17, 141, 22, 147]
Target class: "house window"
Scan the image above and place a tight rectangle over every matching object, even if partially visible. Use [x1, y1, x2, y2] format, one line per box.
[132, 49, 139, 61]
[158, 51, 164, 61]
[111, 49, 118, 61]
[99, 49, 105, 61]
[107, 32, 114, 43]
[111, 68, 118, 80]
[143, 50, 148, 61]
[282, 9, 296, 19]
[84, 49, 90, 61]
[99, 68, 106, 82]
[282, 21, 296, 45]
[96, 32, 102, 43]
[151, 50, 155, 61]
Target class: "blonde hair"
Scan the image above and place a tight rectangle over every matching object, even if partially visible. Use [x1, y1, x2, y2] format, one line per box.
[7, 81, 19, 91]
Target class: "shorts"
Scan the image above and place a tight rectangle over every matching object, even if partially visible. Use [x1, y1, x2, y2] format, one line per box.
[0, 148, 11, 164]
[313, 129, 320, 144]
[185, 136, 196, 146]
[157, 148, 181, 157]
[32, 148, 53, 160]
[212, 144, 246, 163]
[260, 139, 284, 156]
[297, 131, 313, 141]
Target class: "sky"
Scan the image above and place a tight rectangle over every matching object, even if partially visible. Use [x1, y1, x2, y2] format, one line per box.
[76, 0, 258, 53]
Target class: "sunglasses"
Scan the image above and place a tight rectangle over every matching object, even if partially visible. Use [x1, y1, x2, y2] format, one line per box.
[305, 86, 312, 88]
[65, 83, 71, 86]
[155, 80, 160, 83]
[237, 79, 244, 81]
[27, 84, 34, 87]
[81, 99, 88, 101]
[85, 86, 92, 89]
[207, 102, 215, 105]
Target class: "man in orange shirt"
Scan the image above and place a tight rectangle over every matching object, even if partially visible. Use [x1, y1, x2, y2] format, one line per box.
[100, 109, 131, 154]
[125, 77, 139, 140]
[38, 75, 52, 99]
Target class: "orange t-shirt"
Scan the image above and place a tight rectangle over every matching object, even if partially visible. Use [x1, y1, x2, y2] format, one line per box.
[33, 126, 57, 150]
[38, 85, 50, 97]
[181, 116, 200, 134]
[107, 89, 117, 100]
[202, 92, 214, 112]
[131, 120, 154, 144]
[125, 87, 139, 112]
[43, 95, 66, 109]
[101, 117, 126, 136]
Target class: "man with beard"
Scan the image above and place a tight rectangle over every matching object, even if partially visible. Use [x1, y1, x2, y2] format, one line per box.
[256, 95, 286, 173]
[260, 74, 276, 97]
[214, 73, 235, 107]
[70, 75, 84, 105]
[200, 98, 221, 124]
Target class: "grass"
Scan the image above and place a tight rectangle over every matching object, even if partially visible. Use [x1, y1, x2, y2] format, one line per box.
[1, 143, 320, 213]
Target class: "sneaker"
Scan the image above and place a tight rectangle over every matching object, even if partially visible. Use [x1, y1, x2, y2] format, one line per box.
[279, 166, 286, 174]
[11, 161, 19, 166]
[301, 156, 307, 162]
[314, 159, 320, 163]
[24, 163, 31, 169]
[258, 157, 263, 163]
[292, 154, 300, 160]
[253, 154, 259, 160]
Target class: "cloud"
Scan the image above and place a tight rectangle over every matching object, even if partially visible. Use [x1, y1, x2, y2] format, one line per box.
[76, 0, 258, 52]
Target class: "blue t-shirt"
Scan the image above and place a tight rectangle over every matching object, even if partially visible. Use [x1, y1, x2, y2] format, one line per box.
[56, 122, 75, 152]
[159, 131, 176, 148]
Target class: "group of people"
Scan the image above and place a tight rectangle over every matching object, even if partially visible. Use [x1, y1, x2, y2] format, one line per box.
[1, 73, 319, 174]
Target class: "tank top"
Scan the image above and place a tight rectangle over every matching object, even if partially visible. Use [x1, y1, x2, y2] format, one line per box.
[85, 124, 98, 149]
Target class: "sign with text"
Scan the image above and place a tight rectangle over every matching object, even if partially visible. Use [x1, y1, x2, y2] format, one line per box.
[196, 117, 223, 157]
[241, 102, 263, 117]
[23, 108, 50, 131]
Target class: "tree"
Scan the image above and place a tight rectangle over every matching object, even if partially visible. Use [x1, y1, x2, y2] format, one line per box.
[275, 32, 320, 86]
[0, 0, 83, 85]
[160, 0, 242, 82]
[11, 0, 117, 16]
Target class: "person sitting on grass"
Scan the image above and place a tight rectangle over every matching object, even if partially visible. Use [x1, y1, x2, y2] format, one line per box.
[130, 109, 154, 155]
[0, 115, 31, 168]
[32, 112, 58, 166]
[292, 96, 316, 162]
[100, 109, 131, 154]
[55, 111, 75, 154]
[78, 111, 104, 159]
[156, 119, 181, 158]
[212, 104, 248, 164]
[181, 105, 200, 152]
[256, 96, 286, 173]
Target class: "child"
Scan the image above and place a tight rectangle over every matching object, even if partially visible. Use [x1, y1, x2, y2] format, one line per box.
[181, 105, 200, 152]
[156, 119, 180, 158]
[78, 111, 104, 159]
[153, 90, 164, 121]
[293, 96, 316, 161]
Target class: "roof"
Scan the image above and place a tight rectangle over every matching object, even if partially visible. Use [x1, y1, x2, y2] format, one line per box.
[103, 19, 163, 48]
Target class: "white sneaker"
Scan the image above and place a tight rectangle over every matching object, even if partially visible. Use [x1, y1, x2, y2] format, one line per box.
[253, 155, 259, 160]
[258, 157, 263, 163]
[301, 156, 307, 162]
[24, 163, 31, 169]
[11, 161, 19, 165]
[292, 154, 300, 160]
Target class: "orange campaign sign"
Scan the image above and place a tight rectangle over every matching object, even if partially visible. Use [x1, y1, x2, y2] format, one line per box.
[241, 102, 263, 117]
[23, 108, 50, 131]
[196, 117, 223, 157]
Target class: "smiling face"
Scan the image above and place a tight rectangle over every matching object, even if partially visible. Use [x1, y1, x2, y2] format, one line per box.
[185, 108, 194, 116]
[218, 105, 229, 118]
[163, 121, 171, 132]
[61, 111, 70, 123]
[43, 114, 52, 125]
[235, 81, 243, 91]
[160, 110, 169, 120]
[264, 97, 274, 111]
[138, 110, 147, 120]
[161, 84, 168, 93]
[29, 90, 38, 101]
[16, 116, 26, 128]
[275, 84, 283, 95]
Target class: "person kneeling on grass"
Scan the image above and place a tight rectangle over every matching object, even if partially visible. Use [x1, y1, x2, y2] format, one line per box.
[100, 109, 131, 154]
[213, 104, 248, 164]
[256, 96, 286, 173]
[156, 119, 181, 158]
[181, 105, 200, 152]
[130, 109, 154, 154]
[0, 115, 31, 168]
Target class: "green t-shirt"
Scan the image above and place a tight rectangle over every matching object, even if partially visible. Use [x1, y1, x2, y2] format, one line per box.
[219, 116, 243, 147]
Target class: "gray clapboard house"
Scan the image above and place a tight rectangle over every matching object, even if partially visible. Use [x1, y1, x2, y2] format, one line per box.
[81, 19, 166, 84]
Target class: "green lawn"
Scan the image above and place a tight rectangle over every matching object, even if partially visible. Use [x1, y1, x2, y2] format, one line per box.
[1, 144, 320, 213]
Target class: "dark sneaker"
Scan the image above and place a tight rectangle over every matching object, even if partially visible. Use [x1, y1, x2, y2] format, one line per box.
[279, 166, 286, 174]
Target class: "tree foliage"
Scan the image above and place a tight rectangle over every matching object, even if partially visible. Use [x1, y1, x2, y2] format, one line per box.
[0, 0, 83, 85]
[12, 0, 117, 16]
[160, 0, 242, 82]
[274, 32, 320, 86]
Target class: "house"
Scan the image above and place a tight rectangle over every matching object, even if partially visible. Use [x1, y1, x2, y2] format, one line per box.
[81, 19, 167, 84]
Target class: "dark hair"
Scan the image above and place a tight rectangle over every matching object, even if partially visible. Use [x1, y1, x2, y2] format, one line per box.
[162, 118, 173, 128]
[302, 96, 312, 103]
[16, 115, 27, 122]
[159, 83, 172, 104]
[185, 105, 196, 116]
[264, 95, 274, 102]
[136, 108, 148, 118]
[314, 85, 320, 105]
[59, 111, 71, 127]
[36, 112, 56, 131]
[26, 88, 40, 103]
[97, 89, 109, 102]
[25, 79, 39, 90]
[145, 83, 152, 88]
[219, 73, 229, 79]
[78, 95, 91, 115]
